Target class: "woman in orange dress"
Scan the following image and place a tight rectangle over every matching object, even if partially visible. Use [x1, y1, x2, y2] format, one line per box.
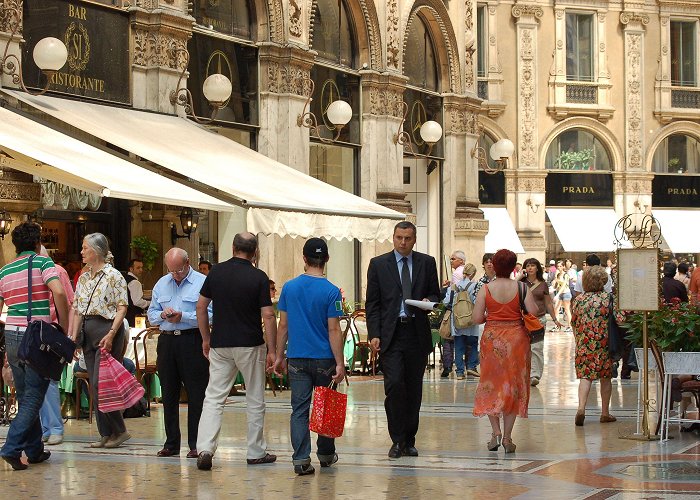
[472, 249, 538, 453]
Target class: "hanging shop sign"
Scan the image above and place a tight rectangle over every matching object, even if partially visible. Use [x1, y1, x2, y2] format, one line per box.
[545, 172, 613, 207]
[22, 0, 130, 103]
[478, 170, 505, 205]
[188, 34, 258, 126]
[652, 174, 700, 208]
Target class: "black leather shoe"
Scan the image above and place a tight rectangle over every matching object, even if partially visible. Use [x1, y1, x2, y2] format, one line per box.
[388, 443, 402, 459]
[28, 451, 51, 464]
[402, 445, 418, 457]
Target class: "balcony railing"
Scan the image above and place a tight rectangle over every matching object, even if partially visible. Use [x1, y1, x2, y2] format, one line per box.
[566, 84, 598, 104]
[671, 88, 700, 109]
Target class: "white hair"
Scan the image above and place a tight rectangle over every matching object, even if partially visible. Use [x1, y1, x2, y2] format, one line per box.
[452, 250, 466, 262]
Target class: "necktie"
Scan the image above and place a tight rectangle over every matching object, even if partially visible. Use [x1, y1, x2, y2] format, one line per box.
[401, 257, 412, 314]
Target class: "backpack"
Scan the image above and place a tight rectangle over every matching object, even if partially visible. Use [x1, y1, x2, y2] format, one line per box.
[452, 282, 476, 329]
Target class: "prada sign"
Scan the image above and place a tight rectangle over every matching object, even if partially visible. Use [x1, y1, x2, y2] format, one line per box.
[546, 172, 613, 207]
[22, 0, 130, 103]
[478, 171, 505, 205]
[653, 174, 700, 208]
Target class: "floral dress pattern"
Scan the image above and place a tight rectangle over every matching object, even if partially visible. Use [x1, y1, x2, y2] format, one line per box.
[570, 291, 625, 380]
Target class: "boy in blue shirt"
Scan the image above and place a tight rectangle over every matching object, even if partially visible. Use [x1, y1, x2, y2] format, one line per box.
[273, 238, 346, 475]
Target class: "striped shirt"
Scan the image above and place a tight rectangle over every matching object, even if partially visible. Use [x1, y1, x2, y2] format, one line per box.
[0, 251, 59, 327]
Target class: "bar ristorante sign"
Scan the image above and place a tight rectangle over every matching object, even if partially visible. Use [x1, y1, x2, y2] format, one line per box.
[545, 172, 613, 207]
[22, 0, 129, 103]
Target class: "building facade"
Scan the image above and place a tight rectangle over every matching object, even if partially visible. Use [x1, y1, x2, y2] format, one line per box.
[477, 0, 700, 265]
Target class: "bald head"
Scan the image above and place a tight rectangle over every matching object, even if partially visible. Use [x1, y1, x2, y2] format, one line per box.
[165, 247, 190, 280]
[233, 232, 257, 258]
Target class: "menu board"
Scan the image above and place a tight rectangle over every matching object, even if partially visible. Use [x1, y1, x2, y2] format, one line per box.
[616, 248, 660, 311]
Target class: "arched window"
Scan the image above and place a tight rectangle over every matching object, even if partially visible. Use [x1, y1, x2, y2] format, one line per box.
[404, 15, 438, 91]
[194, 0, 252, 39]
[653, 134, 700, 174]
[545, 129, 611, 170]
[312, 0, 355, 67]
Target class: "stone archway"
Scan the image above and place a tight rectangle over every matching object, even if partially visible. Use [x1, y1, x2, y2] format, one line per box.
[307, 0, 382, 70]
[400, 0, 462, 93]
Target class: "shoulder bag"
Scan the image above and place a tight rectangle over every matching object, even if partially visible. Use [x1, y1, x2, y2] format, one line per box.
[438, 288, 453, 339]
[18, 255, 76, 381]
[517, 281, 545, 343]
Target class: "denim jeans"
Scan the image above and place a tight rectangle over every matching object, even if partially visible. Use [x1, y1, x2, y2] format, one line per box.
[287, 358, 336, 466]
[0, 330, 50, 460]
[40, 380, 64, 438]
[453, 335, 479, 374]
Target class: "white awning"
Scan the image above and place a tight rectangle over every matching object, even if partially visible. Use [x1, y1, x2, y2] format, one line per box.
[482, 207, 525, 254]
[653, 209, 700, 253]
[3, 91, 404, 242]
[0, 106, 233, 211]
[546, 208, 622, 252]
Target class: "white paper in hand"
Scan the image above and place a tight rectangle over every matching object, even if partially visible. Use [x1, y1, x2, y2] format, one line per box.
[404, 299, 439, 311]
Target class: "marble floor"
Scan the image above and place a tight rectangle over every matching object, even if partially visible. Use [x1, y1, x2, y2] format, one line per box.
[2, 331, 699, 499]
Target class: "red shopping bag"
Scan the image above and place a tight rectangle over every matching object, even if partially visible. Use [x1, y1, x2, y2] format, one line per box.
[309, 381, 348, 439]
[98, 348, 145, 413]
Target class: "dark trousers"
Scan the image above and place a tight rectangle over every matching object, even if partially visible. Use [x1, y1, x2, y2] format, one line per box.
[381, 321, 428, 447]
[156, 331, 209, 451]
[83, 316, 127, 438]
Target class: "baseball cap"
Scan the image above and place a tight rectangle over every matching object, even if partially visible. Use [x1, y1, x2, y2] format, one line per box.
[303, 237, 329, 260]
[549, 259, 555, 265]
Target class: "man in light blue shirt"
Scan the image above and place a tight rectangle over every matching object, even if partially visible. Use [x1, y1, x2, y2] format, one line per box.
[148, 248, 212, 459]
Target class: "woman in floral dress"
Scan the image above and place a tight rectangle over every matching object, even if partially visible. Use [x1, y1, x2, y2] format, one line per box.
[570, 265, 625, 426]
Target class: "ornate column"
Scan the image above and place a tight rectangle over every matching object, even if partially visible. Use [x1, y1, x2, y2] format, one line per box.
[511, 4, 545, 260]
[445, 95, 486, 264]
[0, 169, 41, 265]
[507, 170, 547, 262]
[254, 43, 315, 285]
[0, 0, 22, 89]
[620, 11, 649, 172]
[512, 4, 542, 170]
[613, 172, 653, 219]
[129, 1, 193, 113]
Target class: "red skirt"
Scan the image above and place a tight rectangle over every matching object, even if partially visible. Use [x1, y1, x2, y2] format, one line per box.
[473, 320, 531, 418]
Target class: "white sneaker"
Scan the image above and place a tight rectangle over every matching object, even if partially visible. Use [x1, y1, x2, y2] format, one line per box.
[47, 435, 63, 445]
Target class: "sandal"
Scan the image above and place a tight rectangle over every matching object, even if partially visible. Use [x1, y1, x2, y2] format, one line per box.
[600, 414, 617, 423]
[502, 438, 516, 454]
[575, 411, 585, 427]
[487, 434, 502, 451]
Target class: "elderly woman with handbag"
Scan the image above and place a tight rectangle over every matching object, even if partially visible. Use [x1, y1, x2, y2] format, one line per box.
[71, 233, 130, 448]
[570, 265, 625, 426]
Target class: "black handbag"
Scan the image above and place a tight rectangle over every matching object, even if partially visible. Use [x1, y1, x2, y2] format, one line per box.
[607, 293, 623, 363]
[17, 255, 76, 381]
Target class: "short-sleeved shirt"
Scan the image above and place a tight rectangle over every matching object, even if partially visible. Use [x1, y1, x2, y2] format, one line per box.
[74, 264, 128, 320]
[0, 252, 59, 327]
[200, 257, 271, 348]
[278, 274, 343, 359]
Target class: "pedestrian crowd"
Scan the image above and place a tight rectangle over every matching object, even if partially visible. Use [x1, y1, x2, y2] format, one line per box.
[2, 220, 699, 473]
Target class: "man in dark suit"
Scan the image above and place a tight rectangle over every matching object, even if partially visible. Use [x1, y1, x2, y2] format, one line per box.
[366, 221, 440, 459]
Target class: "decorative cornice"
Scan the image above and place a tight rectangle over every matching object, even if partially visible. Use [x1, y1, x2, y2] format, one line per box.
[376, 190, 411, 214]
[259, 44, 315, 96]
[511, 4, 544, 20]
[619, 11, 650, 27]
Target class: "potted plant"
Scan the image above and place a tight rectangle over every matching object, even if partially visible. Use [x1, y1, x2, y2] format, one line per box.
[130, 236, 158, 271]
[667, 157, 680, 173]
[624, 299, 700, 352]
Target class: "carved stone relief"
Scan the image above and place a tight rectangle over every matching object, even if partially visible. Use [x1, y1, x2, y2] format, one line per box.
[464, 0, 474, 91]
[620, 12, 648, 171]
[132, 28, 187, 70]
[289, 0, 302, 37]
[518, 29, 537, 167]
[387, 0, 400, 69]
[366, 86, 404, 118]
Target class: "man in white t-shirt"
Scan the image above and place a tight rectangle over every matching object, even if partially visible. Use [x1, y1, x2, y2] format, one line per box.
[573, 254, 612, 297]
